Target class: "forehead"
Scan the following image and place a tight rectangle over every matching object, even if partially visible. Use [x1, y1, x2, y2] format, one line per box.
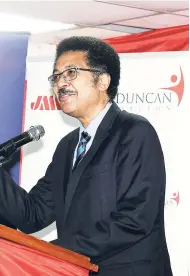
[55, 51, 87, 72]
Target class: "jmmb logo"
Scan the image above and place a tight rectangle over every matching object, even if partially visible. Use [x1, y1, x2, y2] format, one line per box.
[31, 96, 61, 110]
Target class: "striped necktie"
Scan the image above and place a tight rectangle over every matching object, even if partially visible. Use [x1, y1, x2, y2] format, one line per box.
[73, 131, 91, 170]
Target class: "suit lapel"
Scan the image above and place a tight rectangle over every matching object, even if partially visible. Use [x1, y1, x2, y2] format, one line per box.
[63, 103, 121, 224]
[63, 130, 79, 199]
[56, 129, 79, 209]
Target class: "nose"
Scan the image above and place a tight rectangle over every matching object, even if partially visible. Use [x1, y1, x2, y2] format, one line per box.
[53, 78, 70, 98]
[57, 77, 70, 89]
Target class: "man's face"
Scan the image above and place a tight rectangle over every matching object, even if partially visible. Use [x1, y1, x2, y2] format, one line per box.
[52, 51, 109, 120]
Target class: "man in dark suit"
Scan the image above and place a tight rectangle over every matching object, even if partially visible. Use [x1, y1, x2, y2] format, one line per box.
[0, 36, 173, 276]
[0, 214, 16, 229]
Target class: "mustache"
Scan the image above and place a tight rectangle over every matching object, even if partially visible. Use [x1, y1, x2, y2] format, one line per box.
[57, 88, 77, 99]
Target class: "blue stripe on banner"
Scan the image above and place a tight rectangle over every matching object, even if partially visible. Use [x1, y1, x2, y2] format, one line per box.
[0, 33, 29, 184]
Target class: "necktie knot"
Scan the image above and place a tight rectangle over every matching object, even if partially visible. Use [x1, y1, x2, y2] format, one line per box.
[73, 131, 91, 170]
[81, 131, 91, 143]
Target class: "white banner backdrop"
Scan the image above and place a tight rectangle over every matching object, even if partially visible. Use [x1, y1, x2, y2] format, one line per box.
[21, 48, 190, 276]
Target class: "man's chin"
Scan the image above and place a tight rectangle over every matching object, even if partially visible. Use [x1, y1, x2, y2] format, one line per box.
[60, 106, 76, 117]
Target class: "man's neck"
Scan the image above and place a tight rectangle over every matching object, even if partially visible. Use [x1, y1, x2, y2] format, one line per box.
[79, 101, 110, 128]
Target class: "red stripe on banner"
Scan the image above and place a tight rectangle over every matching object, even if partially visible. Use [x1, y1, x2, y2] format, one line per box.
[104, 25, 189, 53]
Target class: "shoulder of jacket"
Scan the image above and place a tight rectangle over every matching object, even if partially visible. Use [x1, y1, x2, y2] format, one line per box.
[54, 127, 79, 150]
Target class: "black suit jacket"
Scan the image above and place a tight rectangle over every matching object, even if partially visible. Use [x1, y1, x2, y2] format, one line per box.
[0, 103, 173, 276]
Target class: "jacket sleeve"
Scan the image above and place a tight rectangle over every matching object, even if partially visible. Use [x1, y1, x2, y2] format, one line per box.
[52, 121, 166, 261]
[0, 162, 55, 234]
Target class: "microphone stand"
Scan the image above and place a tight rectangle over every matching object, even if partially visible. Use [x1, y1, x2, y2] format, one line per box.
[0, 155, 14, 167]
[0, 143, 17, 167]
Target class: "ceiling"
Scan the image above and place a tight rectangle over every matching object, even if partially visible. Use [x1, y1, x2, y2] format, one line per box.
[0, 0, 188, 44]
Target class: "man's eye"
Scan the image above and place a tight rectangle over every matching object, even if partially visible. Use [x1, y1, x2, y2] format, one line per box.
[66, 69, 76, 77]
[53, 75, 60, 82]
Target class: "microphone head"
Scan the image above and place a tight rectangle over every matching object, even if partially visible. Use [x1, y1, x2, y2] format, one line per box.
[28, 125, 45, 141]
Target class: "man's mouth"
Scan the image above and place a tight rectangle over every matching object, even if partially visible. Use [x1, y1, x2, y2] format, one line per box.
[58, 89, 76, 101]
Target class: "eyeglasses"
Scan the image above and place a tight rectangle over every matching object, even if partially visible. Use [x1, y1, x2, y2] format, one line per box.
[48, 66, 106, 86]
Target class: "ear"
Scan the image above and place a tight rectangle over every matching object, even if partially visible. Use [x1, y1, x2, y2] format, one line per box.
[97, 73, 111, 92]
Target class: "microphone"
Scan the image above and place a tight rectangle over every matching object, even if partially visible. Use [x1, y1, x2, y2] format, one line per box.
[0, 125, 45, 158]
